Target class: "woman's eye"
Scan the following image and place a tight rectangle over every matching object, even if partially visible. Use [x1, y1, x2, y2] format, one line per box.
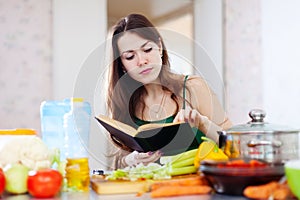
[125, 55, 134, 60]
[144, 47, 152, 53]
[123, 52, 134, 60]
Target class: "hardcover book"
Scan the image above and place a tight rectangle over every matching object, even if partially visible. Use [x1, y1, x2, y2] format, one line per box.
[95, 115, 200, 156]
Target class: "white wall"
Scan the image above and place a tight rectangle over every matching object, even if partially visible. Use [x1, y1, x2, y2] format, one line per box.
[223, 0, 300, 129]
[223, 1, 263, 124]
[53, 0, 108, 170]
[193, 0, 224, 105]
[0, 0, 52, 130]
[53, 0, 105, 99]
[261, 0, 300, 128]
[158, 13, 194, 75]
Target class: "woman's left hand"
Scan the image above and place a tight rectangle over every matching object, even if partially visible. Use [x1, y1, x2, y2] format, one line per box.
[173, 106, 208, 129]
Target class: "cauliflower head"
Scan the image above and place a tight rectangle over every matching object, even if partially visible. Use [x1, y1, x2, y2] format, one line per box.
[0, 136, 58, 170]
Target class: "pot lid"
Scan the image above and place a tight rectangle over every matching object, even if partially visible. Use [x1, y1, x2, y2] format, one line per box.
[223, 109, 299, 134]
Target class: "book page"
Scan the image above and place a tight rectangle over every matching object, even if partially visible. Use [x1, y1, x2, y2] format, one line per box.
[96, 115, 137, 136]
[137, 121, 183, 132]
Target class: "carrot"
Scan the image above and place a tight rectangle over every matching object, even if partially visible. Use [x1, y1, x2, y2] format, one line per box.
[151, 185, 212, 198]
[243, 181, 279, 199]
[273, 187, 290, 200]
[151, 176, 208, 191]
[243, 181, 294, 200]
[273, 184, 294, 200]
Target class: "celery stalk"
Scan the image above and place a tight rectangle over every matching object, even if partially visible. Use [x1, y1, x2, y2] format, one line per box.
[160, 149, 197, 165]
[171, 157, 195, 168]
[167, 165, 197, 176]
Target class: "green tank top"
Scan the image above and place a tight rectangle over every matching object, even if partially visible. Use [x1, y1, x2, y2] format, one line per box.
[133, 75, 205, 149]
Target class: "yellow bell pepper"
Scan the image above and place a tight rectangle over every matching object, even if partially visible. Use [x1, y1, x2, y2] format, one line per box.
[194, 137, 229, 168]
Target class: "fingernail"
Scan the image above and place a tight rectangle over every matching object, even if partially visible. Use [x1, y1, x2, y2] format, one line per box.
[148, 151, 153, 155]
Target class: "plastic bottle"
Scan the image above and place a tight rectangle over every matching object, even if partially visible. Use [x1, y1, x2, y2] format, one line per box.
[63, 98, 91, 192]
[63, 98, 91, 160]
[40, 99, 71, 160]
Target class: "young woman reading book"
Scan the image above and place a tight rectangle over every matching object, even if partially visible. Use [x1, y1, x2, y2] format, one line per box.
[105, 13, 232, 170]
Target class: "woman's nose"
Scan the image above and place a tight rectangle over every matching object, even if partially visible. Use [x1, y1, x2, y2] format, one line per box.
[136, 51, 148, 66]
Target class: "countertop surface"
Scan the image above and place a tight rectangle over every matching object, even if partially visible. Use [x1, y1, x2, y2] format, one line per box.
[2, 190, 249, 200]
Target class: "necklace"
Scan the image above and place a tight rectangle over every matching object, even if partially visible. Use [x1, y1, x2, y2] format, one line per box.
[155, 92, 166, 117]
[147, 92, 167, 119]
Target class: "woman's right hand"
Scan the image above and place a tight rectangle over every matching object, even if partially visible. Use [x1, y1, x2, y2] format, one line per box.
[173, 106, 221, 144]
[173, 106, 209, 129]
[124, 150, 161, 166]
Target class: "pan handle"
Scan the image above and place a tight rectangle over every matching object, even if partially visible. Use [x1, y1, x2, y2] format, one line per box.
[247, 140, 283, 148]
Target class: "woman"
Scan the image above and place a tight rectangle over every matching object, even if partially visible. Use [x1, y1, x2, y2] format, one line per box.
[105, 13, 232, 170]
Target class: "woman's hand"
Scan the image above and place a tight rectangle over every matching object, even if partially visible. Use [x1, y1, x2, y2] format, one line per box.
[123, 150, 162, 166]
[173, 106, 208, 129]
[173, 106, 223, 144]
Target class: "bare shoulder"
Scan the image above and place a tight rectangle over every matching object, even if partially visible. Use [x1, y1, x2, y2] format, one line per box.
[185, 75, 210, 90]
[184, 74, 217, 109]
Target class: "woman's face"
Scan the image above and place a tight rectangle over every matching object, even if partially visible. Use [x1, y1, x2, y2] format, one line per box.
[117, 32, 162, 84]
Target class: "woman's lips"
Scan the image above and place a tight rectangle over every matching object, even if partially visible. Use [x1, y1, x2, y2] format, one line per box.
[140, 67, 152, 74]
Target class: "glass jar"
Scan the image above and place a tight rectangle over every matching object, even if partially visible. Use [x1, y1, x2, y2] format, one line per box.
[65, 157, 90, 191]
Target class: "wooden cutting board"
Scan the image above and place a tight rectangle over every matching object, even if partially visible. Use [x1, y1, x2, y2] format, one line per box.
[90, 174, 202, 195]
[90, 175, 151, 194]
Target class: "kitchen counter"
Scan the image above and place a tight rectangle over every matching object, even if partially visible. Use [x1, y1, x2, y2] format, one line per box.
[2, 189, 249, 200]
[85, 192, 249, 200]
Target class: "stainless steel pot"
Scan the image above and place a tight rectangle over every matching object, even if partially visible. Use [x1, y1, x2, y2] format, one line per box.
[218, 109, 300, 163]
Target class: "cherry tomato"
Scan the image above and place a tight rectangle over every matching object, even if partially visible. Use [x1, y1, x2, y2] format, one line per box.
[0, 168, 5, 195]
[27, 169, 63, 198]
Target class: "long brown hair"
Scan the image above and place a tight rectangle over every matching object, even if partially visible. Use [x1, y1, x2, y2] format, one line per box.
[107, 14, 185, 150]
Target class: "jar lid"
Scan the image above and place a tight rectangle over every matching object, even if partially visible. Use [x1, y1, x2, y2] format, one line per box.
[0, 129, 36, 135]
[223, 109, 299, 134]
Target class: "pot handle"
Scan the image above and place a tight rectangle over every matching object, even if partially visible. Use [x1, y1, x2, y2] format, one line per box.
[218, 131, 227, 148]
[247, 140, 283, 148]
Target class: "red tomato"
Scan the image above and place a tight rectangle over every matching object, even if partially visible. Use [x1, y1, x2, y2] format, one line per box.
[217, 159, 267, 168]
[27, 169, 63, 198]
[0, 168, 5, 195]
